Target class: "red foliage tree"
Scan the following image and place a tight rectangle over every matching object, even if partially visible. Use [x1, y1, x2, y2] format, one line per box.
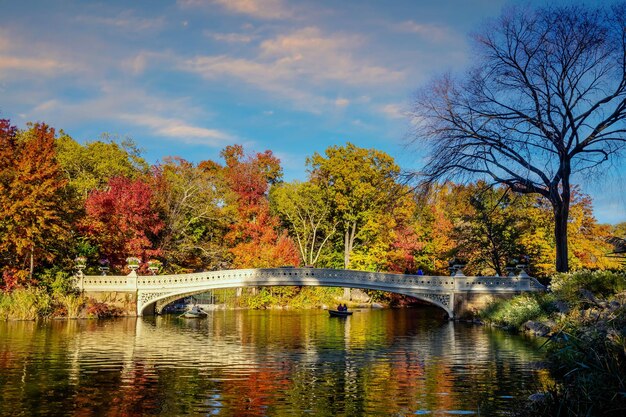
[387, 226, 426, 274]
[81, 176, 163, 270]
[221, 145, 299, 268]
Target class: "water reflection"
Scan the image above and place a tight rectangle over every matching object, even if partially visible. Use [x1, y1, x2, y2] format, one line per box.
[0, 308, 547, 416]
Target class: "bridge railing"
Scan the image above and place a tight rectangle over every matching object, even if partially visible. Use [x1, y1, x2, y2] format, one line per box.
[453, 276, 544, 292]
[78, 267, 544, 293]
[80, 275, 136, 290]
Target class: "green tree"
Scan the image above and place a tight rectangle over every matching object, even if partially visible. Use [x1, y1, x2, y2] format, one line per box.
[308, 143, 404, 270]
[55, 133, 147, 198]
[270, 181, 337, 267]
[452, 185, 523, 276]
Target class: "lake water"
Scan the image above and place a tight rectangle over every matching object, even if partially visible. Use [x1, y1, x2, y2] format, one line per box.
[0, 307, 548, 416]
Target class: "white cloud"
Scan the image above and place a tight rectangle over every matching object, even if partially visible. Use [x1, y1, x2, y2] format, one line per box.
[23, 80, 233, 148]
[32, 99, 61, 112]
[121, 51, 173, 75]
[0, 30, 88, 78]
[121, 114, 233, 145]
[380, 103, 406, 119]
[181, 27, 404, 112]
[179, 0, 292, 20]
[75, 11, 165, 32]
[335, 98, 349, 107]
[0, 55, 71, 75]
[397, 21, 458, 43]
[206, 31, 254, 43]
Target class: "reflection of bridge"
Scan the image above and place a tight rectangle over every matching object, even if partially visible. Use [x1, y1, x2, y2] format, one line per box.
[78, 267, 544, 318]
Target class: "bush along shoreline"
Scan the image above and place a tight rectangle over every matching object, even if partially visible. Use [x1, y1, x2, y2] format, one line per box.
[0, 269, 122, 320]
[477, 270, 626, 417]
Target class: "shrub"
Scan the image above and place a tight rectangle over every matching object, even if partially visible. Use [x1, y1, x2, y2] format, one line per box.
[0, 293, 10, 321]
[479, 293, 556, 330]
[38, 267, 78, 296]
[551, 270, 626, 304]
[1, 268, 30, 291]
[237, 286, 342, 309]
[85, 298, 122, 318]
[58, 293, 85, 318]
[0, 287, 53, 320]
[288, 287, 341, 308]
[523, 292, 626, 416]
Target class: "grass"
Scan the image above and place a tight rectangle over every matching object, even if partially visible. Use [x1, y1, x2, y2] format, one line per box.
[479, 292, 556, 330]
[0, 287, 53, 320]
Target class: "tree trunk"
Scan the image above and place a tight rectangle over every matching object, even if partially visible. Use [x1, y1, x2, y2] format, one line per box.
[343, 223, 357, 300]
[553, 201, 570, 273]
[343, 221, 357, 268]
[29, 246, 34, 280]
[344, 228, 350, 268]
[554, 161, 572, 273]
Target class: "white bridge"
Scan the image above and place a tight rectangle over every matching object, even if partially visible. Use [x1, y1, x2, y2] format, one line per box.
[78, 267, 544, 318]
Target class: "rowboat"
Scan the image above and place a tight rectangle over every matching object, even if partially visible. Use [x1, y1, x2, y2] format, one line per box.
[180, 306, 207, 318]
[328, 309, 353, 317]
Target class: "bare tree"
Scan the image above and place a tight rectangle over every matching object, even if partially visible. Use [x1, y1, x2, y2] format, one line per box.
[410, 3, 626, 272]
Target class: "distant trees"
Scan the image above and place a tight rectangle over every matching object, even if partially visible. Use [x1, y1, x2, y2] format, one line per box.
[411, 3, 626, 272]
[0, 115, 620, 293]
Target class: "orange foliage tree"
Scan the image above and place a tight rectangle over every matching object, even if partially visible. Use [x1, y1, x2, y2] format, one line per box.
[0, 121, 71, 284]
[221, 145, 299, 268]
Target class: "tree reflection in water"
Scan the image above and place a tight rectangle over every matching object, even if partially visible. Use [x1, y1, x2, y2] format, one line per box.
[0, 308, 548, 416]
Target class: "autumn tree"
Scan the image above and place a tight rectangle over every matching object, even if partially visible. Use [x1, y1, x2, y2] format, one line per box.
[270, 181, 337, 267]
[152, 157, 232, 272]
[425, 182, 620, 277]
[80, 176, 163, 270]
[308, 143, 405, 269]
[55, 134, 148, 198]
[401, 185, 458, 275]
[559, 189, 619, 271]
[221, 145, 299, 268]
[411, 3, 626, 272]
[0, 122, 72, 281]
[451, 184, 523, 276]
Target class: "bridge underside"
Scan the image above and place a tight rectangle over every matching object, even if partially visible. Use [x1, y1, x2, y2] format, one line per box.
[139, 282, 455, 318]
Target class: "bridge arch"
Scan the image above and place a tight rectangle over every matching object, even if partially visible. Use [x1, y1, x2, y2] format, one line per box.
[140, 282, 454, 318]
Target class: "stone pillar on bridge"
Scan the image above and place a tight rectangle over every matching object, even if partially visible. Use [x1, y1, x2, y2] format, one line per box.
[126, 270, 138, 291]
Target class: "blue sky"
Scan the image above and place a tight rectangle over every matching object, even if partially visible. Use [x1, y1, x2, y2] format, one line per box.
[1, 0, 625, 224]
